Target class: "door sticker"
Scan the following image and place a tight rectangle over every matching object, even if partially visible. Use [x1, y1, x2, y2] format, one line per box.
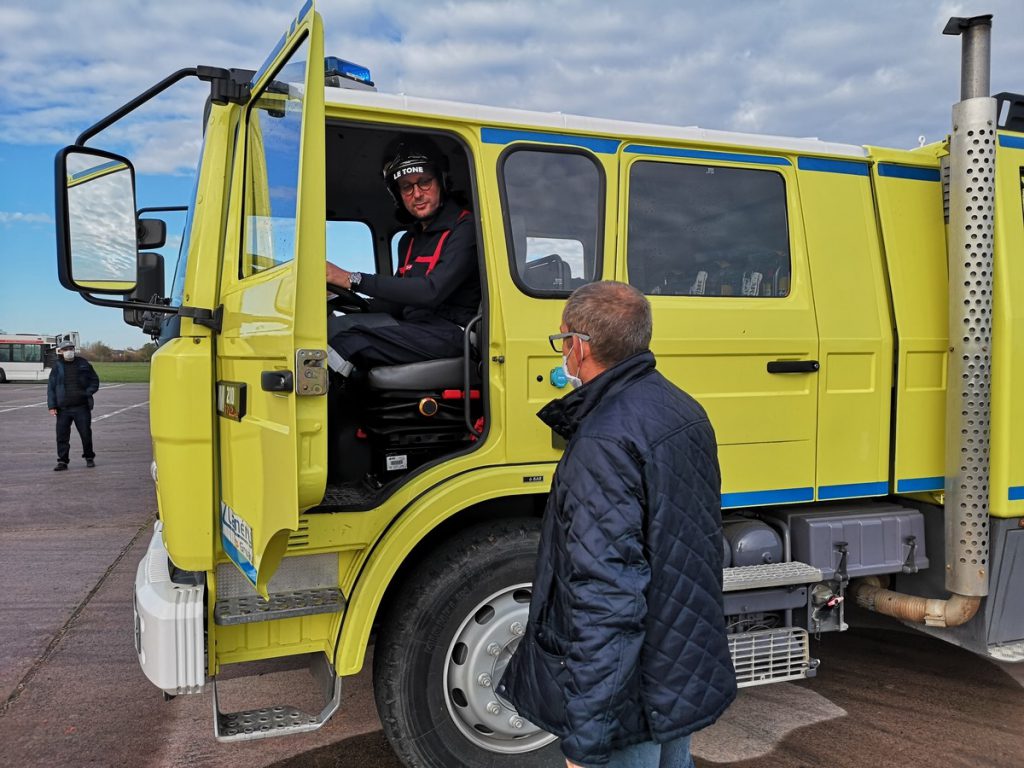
[221, 502, 257, 585]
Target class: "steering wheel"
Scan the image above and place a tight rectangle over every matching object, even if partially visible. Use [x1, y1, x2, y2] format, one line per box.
[326, 282, 370, 314]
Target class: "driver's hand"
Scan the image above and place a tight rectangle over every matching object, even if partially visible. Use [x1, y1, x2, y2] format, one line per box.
[326, 262, 352, 290]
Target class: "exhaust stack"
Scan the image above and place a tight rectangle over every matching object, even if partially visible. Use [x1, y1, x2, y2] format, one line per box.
[853, 15, 996, 626]
[940, 14, 994, 601]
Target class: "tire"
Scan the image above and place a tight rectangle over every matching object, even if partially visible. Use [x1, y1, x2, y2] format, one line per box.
[0, 368, 6, 383]
[373, 518, 561, 768]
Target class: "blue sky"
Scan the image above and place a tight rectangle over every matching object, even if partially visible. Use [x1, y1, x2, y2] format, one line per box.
[1, 0, 1021, 348]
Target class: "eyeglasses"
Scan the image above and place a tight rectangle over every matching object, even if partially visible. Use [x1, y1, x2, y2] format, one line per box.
[548, 331, 590, 353]
[397, 176, 436, 196]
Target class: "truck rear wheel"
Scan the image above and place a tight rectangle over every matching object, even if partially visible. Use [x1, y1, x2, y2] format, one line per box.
[373, 518, 560, 767]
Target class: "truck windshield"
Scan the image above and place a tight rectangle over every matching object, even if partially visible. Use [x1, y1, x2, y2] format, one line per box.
[169, 139, 206, 307]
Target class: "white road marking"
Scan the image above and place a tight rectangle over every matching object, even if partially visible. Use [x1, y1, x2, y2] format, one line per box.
[0, 401, 49, 414]
[93, 402, 149, 422]
[0, 383, 133, 413]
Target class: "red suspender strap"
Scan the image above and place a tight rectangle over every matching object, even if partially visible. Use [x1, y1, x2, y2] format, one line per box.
[401, 211, 470, 277]
[399, 237, 415, 276]
[415, 230, 450, 276]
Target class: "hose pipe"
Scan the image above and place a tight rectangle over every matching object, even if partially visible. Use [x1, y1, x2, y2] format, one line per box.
[850, 576, 981, 628]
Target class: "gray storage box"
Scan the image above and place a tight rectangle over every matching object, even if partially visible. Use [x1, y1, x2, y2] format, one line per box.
[777, 502, 929, 579]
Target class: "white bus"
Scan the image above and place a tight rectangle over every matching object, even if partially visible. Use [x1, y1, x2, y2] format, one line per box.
[0, 332, 79, 383]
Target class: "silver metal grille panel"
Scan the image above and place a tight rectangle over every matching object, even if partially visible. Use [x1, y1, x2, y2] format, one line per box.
[729, 627, 814, 688]
[944, 95, 996, 597]
[722, 561, 823, 592]
[216, 552, 339, 599]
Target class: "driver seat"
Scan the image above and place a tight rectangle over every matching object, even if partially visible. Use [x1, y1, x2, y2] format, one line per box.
[366, 355, 478, 390]
[352, 317, 483, 482]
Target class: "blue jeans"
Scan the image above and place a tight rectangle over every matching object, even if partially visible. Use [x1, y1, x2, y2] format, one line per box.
[603, 734, 694, 768]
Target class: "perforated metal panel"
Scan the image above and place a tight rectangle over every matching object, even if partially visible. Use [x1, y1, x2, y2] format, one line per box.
[944, 96, 997, 597]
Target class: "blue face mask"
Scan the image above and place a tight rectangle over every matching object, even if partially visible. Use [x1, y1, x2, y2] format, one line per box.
[561, 340, 583, 389]
[62, 350, 76, 361]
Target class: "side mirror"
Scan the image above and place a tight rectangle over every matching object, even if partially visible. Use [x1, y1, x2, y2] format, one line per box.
[137, 218, 167, 249]
[123, 252, 168, 335]
[55, 146, 139, 295]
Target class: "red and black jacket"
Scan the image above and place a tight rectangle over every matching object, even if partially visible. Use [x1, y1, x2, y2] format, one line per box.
[358, 200, 480, 327]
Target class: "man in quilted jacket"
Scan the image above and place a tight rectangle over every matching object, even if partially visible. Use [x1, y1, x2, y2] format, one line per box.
[498, 281, 736, 768]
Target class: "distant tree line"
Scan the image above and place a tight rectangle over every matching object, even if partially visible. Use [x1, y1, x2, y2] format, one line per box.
[80, 341, 157, 362]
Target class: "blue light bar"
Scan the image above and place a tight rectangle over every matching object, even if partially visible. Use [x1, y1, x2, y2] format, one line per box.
[324, 57, 373, 86]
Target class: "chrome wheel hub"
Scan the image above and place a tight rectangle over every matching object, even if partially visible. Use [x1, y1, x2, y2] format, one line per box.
[443, 583, 556, 753]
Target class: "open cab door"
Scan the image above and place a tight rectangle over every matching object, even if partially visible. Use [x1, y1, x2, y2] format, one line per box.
[217, 1, 326, 598]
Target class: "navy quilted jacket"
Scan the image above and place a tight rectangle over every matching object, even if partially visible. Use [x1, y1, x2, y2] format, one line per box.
[498, 351, 736, 766]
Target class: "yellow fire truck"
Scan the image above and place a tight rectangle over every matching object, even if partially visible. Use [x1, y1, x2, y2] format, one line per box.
[54, 4, 1023, 765]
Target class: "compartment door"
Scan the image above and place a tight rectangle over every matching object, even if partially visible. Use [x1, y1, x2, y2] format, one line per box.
[619, 148, 820, 508]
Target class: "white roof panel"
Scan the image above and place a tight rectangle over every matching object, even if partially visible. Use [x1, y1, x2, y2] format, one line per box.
[324, 87, 869, 159]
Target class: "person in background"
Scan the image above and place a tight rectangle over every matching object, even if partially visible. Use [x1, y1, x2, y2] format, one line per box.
[498, 281, 737, 768]
[47, 339, 100, 471]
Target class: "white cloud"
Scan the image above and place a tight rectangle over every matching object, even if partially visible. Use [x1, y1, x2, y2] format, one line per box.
[0, 211, 52, 225]
[1, 0, 1021, 172]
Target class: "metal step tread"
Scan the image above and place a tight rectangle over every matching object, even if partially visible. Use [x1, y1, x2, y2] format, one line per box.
[723, 561, 823, 592]
[213, 657, 343, 742]
[214, 587, 345, 625]
[217, 705, 319, 738]
[988, 640, 1024, 663]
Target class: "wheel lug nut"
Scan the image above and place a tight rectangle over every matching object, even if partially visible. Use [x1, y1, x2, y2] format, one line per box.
[510, 621, 524, 636]
[509, 715, 524, 729]
[486, 701, 501, 715]
[478, 673, 492, 687]
[486, 642, 501, 656]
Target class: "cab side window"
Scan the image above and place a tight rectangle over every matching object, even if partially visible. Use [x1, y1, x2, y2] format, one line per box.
[501, 148, 603, 296]
[627, 161, 790, 297]
[240, 38, 310, 278]
[327, 221, 375, 277]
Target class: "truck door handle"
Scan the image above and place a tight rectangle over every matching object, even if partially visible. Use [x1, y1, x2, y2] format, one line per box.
[261, 370, 294, 392]
[767, 360, 819, 374]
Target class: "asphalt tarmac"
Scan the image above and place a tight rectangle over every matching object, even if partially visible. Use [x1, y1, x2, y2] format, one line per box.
[1, 381, 1022, 767]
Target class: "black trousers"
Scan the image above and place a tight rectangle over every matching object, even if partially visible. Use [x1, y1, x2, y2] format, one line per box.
[329, 313, 464, 369]
[56, 405, 94, 463]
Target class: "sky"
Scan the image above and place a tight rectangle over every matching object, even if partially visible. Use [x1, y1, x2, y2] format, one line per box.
[1, 0, 1021, 348]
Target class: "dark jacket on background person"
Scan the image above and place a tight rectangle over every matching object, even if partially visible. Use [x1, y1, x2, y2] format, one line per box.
[498, 351, 737, 767]
[358, 198, 480, 328]
[47, 356, 100, 410]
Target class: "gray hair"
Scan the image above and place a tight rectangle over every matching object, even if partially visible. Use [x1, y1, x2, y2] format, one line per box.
[563, 281, 652, 367]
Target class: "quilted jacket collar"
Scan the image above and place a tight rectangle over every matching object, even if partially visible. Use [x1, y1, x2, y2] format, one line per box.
[538, 350, 656, 439]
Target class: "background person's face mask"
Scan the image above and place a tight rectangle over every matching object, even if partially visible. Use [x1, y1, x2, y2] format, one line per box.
[62, 350, 75, 361]
[561, 340, 583, 389]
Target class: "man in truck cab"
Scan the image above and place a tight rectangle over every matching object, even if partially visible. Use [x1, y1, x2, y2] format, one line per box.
[325, 138, 480, 376]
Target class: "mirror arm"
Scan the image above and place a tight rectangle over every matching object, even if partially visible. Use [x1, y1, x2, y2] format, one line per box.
[81, 292, 223, 333]
[75, 66, 251, 147]
[79, 292, 178, 315]
[177, 305, 223, 333]
[76, 68, 198, 147]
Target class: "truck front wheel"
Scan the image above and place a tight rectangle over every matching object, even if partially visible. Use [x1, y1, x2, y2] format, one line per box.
[373, 518, 560, 767]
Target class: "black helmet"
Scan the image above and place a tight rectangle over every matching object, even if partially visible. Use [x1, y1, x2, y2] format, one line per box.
[382, 137, 448, 207]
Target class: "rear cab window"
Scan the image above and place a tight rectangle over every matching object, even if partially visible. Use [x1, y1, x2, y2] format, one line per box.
[500, 148, 604, 296]
[626, 160, 790, 298]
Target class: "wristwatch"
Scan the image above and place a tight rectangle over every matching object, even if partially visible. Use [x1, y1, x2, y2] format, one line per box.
[349, 271, 362, 288]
